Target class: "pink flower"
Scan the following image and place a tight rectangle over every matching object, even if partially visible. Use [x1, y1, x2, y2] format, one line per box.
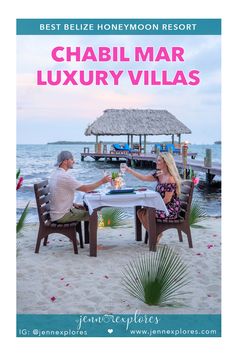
[192, 176, 199, 186]
[207, 244, 214, 249]
[16, 176, 24, 190]
[50, 296, 56, 302]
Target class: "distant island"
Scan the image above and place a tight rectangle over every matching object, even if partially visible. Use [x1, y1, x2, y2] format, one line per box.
[48, 140, 160, 145]
[214, 141, 221, 145]
[48, 141, 93, 145]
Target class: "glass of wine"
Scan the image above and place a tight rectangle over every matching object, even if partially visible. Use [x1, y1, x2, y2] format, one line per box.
[103, 170, 112, 192]
[103, 169, 110, 177]
[120, 163, 127, 175]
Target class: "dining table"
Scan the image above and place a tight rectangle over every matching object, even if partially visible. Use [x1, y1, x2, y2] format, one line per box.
[83, 188, 168, 257]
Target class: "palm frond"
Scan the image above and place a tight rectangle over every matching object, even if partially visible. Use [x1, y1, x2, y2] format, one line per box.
[122, 246, 190, 306]
[189, 200, 207, 228]
[16, 169, 21, 179]
[189, 167, 195, 179]
[17, 202, 30, 234]
[99, 208, 128, 228]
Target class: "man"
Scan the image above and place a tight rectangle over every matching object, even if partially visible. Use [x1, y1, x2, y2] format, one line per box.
[49, 151, 111, 223]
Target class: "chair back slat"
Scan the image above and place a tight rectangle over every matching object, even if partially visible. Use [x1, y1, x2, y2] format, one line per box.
[34, 179, 51, 224]
[181, 184, 191, 194]
[37, 186, 50, 197]
[39, 194, 50, 205]
[179, 180, 194, 220]
[41, 210, 51, 222]
[39, 203, 50, 214]
[180, 194, 189, 202]
[35, 180, 48, 189]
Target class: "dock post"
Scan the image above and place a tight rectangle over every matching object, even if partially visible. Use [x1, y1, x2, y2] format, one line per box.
[206, 171, 215, 184]
[144, 135, 147, 154]
[204, 148, 212, 168]
[182, 141, 188, 179]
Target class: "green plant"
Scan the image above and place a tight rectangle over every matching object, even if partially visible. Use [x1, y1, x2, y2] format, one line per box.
[99, 208, 128, 228]
[122, 246, 190, 306]
[16, 169, 30, 234]
[189, 200, 207, 228]
[111, 171, 119, 180]
[17, 202, 30, 233]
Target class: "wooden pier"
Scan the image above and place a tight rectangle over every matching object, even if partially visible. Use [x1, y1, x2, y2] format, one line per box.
[80, 151, 221, 184]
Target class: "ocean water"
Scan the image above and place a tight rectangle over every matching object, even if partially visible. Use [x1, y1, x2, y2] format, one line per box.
[16, 143, 221, 222]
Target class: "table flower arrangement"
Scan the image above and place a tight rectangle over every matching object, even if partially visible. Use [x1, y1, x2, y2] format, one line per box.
[111, 171, 124, 189]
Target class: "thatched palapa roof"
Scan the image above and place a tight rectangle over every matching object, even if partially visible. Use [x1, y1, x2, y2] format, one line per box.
[85, 109, 191, 136]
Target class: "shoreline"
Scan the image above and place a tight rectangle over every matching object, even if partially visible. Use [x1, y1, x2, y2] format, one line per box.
[17, 217, 221, 315]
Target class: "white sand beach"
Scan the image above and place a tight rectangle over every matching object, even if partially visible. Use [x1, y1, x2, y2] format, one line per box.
[17, 217, 221, 315]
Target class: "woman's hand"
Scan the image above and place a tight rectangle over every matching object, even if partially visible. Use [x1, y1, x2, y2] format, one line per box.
[155, 169, 163, 178]
[124, 165, 132, 173]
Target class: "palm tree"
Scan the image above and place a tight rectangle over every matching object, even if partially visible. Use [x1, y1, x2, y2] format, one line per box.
[99, 208, 128, 228]
[189, 200, 207, 228]
[122, 246, 190, 306]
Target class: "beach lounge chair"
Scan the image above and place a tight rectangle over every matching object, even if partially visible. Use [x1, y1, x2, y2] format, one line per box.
[166, 143, 180, 154]
[145, 180, 194, 248]
[113, 143, 132, 153]
[153, 143, 180, 154]
[154, 143, 163, 152]
[34, 180, 84, 254]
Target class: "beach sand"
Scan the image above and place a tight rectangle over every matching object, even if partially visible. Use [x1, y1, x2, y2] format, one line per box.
[17, 217, 221, 315]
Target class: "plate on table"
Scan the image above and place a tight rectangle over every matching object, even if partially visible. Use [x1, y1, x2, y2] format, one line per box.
[107, 188, 135, 194]
[135, 187, 147, 192]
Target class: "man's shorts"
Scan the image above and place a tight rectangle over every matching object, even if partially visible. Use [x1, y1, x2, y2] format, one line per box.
[56, 207, 89, 223]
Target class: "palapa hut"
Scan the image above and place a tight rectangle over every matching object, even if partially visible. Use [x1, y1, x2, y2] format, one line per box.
[85, 109, 191, 153]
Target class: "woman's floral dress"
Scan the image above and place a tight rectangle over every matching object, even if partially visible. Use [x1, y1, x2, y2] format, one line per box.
[152, 172, 181, 219]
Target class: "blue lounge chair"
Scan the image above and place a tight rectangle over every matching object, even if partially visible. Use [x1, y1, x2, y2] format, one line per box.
[154, 143, 180, 154]
[113, 143, 132, 152]
[166, 143, 180, 154]
[154, 143, 166, 152]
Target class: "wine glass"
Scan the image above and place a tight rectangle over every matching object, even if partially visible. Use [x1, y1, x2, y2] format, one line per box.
[103, 170, 111, 192]
[120, 163, 127, 175]
[103, 169, 110, 177]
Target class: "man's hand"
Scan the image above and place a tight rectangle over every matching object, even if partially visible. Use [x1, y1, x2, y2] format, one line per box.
[101, 175, 112, 184]
[73, 203, 86, 210]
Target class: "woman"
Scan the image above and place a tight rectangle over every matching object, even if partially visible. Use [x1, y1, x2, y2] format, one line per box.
[125, 152, 182, 244]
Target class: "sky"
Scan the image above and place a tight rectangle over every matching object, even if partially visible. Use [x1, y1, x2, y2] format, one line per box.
[16, 34, 221, 144]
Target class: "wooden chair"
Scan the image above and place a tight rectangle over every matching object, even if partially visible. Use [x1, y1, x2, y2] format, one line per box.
[145, 180, 194, 248]
[34, 180, 84, 254]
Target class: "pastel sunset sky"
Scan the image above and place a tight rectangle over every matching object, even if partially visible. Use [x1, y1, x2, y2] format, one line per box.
[17, 34, 221, 144]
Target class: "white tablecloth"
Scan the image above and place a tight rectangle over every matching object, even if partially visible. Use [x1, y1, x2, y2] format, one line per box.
[83, 189, 169, 215]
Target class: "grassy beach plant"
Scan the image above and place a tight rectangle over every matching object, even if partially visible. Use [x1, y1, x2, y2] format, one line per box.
[16, 169, 30, 234]
[122, 246, 190, 306]
[99, 207, 128, 228]
[17, 202, 30, 234]
[189, 200, 207, 228]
